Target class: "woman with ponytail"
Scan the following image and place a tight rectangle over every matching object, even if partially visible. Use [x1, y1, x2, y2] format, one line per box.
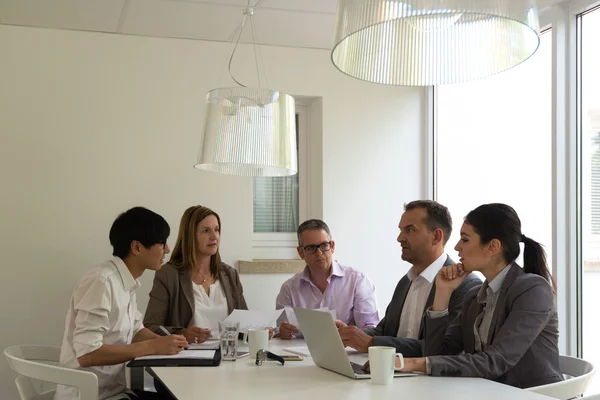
[397, 203, 563, 388]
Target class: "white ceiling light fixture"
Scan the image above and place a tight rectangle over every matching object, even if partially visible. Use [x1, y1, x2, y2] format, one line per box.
[331, 0, 541, 86]
[194, 4, 297, 177]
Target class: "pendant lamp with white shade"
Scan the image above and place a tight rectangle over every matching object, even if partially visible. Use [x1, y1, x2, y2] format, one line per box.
[194, 6, 297, 177]
[331, 0, 541, 86]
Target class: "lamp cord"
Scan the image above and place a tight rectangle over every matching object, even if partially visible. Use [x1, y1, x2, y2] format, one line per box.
[227, 0, 266, 89]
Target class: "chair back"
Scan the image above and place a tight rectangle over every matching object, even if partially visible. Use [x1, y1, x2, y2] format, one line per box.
[15, 375, 56, 400]
[527, 355, 595, 400]
[4, 345, 98, 400]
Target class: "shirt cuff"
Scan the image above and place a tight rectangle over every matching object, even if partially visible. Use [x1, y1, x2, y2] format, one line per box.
[426, 307, 449, 319]
[426, 357, 432, 374]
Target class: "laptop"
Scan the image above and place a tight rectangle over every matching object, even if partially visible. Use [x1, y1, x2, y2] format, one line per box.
[294, 307, 417, 380]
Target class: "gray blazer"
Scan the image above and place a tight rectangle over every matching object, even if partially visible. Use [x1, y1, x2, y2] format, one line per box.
[364, 256, 481, 357]
[143, 262, 248, 335]
[424, 263, 563, 389]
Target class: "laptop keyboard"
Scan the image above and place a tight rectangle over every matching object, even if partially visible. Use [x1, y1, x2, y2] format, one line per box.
[351, 362, 368, 375]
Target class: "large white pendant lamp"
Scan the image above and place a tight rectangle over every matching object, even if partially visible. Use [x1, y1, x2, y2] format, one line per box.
[194, 5, 297, 177]
[331, 0, 541, 86]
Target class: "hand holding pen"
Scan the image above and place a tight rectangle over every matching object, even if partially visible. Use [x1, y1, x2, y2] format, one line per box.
[151, 325, 188, 355]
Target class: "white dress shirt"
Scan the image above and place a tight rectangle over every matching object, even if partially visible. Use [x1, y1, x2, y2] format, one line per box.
[397, 253, 447, 339]
[191, 280, 229, 337]
[55, 257, 143, 400]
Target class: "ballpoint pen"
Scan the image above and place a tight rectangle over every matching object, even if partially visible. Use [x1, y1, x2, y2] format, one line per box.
[158, 325, 170, 336]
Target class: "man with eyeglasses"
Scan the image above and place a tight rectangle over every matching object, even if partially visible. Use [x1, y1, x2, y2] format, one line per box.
[336, 200, 481, 356]
[275, 219, 379, 339]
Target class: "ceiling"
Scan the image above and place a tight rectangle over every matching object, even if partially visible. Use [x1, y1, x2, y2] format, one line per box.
[0, 0, 565, 50]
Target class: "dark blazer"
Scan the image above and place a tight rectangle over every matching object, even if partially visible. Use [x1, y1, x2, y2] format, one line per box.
[364, 255, 481, 357]
[144, 262, 248, 335]
[424, 263, 563, 389]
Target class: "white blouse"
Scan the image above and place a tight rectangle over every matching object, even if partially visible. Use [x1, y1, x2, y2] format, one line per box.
[191, 279, 229, 336]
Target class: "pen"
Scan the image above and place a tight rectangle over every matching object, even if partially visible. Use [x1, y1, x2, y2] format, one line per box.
[158, 325, 170, 336]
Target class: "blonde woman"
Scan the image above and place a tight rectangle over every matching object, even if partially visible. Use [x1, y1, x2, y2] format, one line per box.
[144, 205, 248, 343]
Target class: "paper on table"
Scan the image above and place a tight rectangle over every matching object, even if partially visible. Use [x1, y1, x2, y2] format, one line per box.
[284, 307, 337, 328]
[134, 350, 216, 361]
[224, 309, 283, 333]
[283, 346, 311, 357]
[187, 339, 220, 350]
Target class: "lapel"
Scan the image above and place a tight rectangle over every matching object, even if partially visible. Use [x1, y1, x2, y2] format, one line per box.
[218, 266, 235, 314]
[486, 263, 522, 344]
[464, 300, 484, 353]
[179, 267, 195, 314]
[387, 276, 412, 336]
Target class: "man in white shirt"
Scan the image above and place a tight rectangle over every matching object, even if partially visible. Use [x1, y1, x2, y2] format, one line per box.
[55, 207, 188, 400]
[337, 200, 481, 356]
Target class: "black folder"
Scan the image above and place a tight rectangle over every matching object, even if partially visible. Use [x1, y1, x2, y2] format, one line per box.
[126, 349, 221, 367]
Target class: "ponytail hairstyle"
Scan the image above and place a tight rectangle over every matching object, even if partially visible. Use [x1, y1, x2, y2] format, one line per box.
[465, 203, 555, 291]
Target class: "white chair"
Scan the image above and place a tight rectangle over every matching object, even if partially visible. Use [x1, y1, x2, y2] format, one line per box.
[527, 355, 595, 400]
[4, 345, 98, 400]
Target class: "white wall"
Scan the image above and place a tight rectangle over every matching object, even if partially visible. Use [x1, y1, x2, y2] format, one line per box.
[0, 25, 425, 398]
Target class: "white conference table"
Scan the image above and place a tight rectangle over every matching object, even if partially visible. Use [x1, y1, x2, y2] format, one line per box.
[150, 339, 554, 400]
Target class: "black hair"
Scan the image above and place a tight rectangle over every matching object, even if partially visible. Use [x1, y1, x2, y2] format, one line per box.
[109, 207, 170, 259]
[465, 203, 554, 288]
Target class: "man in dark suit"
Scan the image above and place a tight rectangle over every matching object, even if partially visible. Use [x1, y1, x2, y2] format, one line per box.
[337, 200, 481, 357]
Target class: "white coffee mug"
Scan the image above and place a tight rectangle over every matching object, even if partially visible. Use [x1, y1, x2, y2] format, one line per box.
[244, 329, 269, 358]
[368, 346, 404, 385]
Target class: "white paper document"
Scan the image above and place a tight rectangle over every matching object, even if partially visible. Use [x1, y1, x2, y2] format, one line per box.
[224, 309, 283, 332]
[284, 307, 337, 328]
[283, 346, 311, 357]
[187, 339, 220, 350]
[134, 350, 216, 361]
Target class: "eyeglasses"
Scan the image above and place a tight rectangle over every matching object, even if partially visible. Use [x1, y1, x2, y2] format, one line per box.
[300, 241, 332, 255]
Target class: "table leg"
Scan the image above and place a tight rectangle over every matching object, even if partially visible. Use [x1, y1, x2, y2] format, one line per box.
[130, 366, 145, 391]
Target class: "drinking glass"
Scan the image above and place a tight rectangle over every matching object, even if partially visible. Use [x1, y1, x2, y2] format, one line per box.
[219, 321, 240, 361]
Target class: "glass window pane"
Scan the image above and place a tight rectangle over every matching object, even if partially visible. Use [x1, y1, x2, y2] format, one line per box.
[580, 6, 600, 396]
[436, 31, 552, 269]
[253, 114, 300, 233]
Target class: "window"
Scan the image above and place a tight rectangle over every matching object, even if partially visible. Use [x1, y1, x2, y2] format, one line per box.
[435, 31, 552, 266]
[253, 113, 299, 233]
[579, 4, 600, 395]
[251, 103, 309, 259]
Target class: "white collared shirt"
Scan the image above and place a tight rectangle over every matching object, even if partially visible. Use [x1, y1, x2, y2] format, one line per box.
[55, 257, 144, 400]
[397, 253, 447, 339]
[191, 280, 229, 337]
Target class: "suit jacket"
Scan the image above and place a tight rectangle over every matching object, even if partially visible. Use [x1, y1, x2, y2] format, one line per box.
[364, 255, 481, 357]
[143, 262, 248, 335]
[424, 263, 563, 389]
